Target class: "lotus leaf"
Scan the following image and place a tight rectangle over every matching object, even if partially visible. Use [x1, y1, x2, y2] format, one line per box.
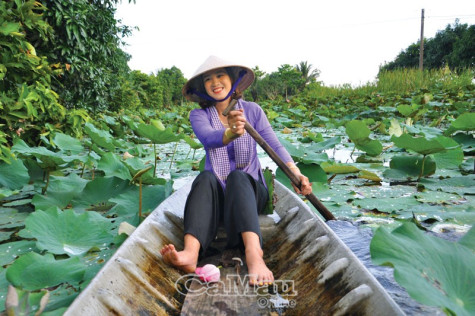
[346, 120, 371, 141]
[183, 135, 203, 150]
[22, 208, 113, 256]
[0, 188, 16, 199]
[452, 133, 475, 152]
[445, 112, 475, 135]
[419, 176, 475, 195]
[53, 133, 84, 154]
[11, 139, 67, 170]
[0, 240, 38, 266]
[414, 191, 464, 205]
[135, 123, 182, 144]
[357, 170, 381, 182]
[275, 163, 327, 193]
[345, 120, 382, 156]
[308, 136, 341, 152]
[97, 152, 131, 180]
[0, 208, 29, 229]
[432, 136, 464, 169]
[397, 104, 420, 117]
[121, 115, 139, 131]
[321, 162, 360, 174]
[460, 158, 474, 174]
[278, 137, 306, 160]
[70, 176, 133, 212]
[275, 117, 294, 128]
[391, 133, 447, 155]
[37, 285, 78, 314]
[410, 204, 475, 223]
[386, 155, 436, 179]
[0, 268, 8, 308]
[84, 123, 115, 151]
[371, 223, 475, 316]
[354, 196, 420, 213]
[405, 125, 444, 139]
[108, 182, 173, 225]
[0, 232, 12, 242]
[6, 252, 86, 291]
[32, 174, 89, 209]
[0, 158, 30, 190]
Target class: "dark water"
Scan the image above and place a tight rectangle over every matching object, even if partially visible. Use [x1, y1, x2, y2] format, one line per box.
[326, 220, 445, 316]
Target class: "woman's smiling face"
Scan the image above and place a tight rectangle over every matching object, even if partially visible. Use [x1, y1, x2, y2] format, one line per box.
[202, 68, 232, 100]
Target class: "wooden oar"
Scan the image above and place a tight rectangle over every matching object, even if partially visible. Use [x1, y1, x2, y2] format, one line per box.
[223, 99, 336, 221]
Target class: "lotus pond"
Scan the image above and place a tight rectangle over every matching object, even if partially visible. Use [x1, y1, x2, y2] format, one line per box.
[0, 86, 474, 315]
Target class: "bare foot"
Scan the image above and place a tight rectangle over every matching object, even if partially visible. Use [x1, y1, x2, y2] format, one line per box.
[245, 246, 274, 286]
[159, 244, 198, 273]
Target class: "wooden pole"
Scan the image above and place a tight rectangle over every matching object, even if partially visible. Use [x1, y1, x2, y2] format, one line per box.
[223, 99, 336, 221]
[419, 9, 425, 71]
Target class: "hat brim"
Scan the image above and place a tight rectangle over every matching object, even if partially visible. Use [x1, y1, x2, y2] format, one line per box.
[182, 56, 255, 103]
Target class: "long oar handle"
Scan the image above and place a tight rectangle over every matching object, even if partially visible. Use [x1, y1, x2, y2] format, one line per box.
[243, 122, 335, 221]
[222, 98, 335, 221]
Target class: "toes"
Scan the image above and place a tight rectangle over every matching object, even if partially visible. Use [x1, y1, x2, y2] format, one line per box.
[160, 244, 175, 256]
[249, 274, 258, 286]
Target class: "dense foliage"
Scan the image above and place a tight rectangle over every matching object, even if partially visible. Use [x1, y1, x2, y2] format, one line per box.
[36, 0, 133, 111]
[0, 0, 65, 159]
[380, 21, 475, 71]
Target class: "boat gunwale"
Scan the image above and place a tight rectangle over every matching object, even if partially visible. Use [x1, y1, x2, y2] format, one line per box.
[64, 180, 405, 315]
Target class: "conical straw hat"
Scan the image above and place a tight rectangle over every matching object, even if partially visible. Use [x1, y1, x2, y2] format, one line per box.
[182, 55, 255, 103]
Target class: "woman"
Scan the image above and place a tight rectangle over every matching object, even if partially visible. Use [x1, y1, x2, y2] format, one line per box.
[160, 56, 312, 285]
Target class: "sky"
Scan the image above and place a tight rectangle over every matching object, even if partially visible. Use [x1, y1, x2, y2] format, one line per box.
[114, 0, 475, 86]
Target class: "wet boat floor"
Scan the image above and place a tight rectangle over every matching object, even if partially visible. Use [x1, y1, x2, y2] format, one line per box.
[181, 226, 296, 315]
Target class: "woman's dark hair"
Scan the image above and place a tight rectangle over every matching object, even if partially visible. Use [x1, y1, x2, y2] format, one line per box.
[197, 67, 242, 109]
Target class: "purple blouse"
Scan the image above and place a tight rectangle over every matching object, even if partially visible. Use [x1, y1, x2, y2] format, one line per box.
[189, 100, 294, 188]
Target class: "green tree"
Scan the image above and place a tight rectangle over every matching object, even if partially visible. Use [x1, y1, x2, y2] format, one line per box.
[380, 21, 474, 71]
[424, 21, 470, 68]
[35, 0, 133, 112]
[380, 43, 420, 71]
[448, 24, 475, 68]
[277, 64, 305, 99]
[296, 61, 320, 89]
[155, 66, 187, 107]
[247, 66, 266, 101]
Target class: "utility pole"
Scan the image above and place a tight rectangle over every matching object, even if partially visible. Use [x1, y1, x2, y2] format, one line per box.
[419, 9, 425, 71]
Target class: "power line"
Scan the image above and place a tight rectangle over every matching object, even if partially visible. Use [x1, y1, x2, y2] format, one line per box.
[428, 14, 475, 18]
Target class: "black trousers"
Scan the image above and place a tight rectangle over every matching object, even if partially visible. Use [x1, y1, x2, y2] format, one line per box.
[183, 170, 269, 255]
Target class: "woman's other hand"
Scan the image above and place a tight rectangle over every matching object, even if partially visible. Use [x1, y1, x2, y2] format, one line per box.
[287, 163, 312, 196]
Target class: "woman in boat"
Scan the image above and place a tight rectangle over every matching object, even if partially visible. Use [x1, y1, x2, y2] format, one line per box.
[160, 56, 312, 285]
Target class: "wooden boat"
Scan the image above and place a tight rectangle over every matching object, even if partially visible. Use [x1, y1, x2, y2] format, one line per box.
[65, 180, 405, 315]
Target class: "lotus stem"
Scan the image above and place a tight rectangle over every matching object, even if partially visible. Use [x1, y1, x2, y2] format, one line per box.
[169, 142, 178, 170]
[80, 147, 92, 178]
[42, 170, 50, 195]
[139, 177, 142, 220]
[153, 143, 157, 177]
[418, 155, 427, 181]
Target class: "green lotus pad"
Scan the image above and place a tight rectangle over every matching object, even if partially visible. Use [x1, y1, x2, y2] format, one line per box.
[6, 252, 86, 291]
[21, 208, 114, 256]
[371, 223, 475, 316]
[0, 158, 29, 190]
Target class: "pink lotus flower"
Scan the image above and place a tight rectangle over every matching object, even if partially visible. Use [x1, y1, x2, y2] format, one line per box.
[195, 264, 220, 283]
